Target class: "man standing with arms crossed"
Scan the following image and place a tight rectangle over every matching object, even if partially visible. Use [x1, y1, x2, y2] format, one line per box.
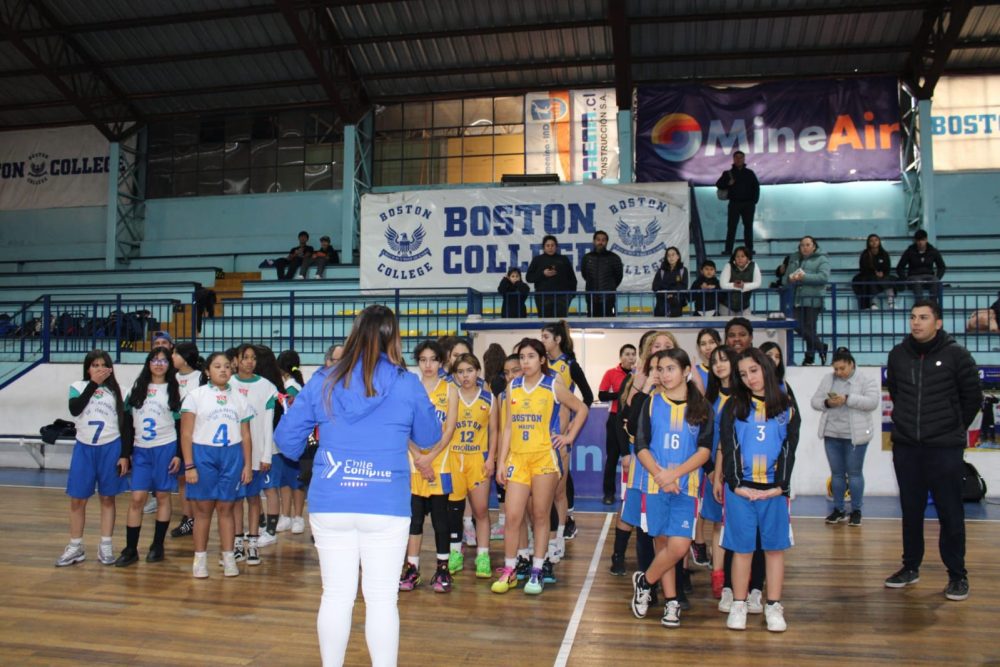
[884, 299, 981, 601]
[581, 230, 624, 318]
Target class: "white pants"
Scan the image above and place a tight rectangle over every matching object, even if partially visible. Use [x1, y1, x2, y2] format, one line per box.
[311, 512, 410, 667]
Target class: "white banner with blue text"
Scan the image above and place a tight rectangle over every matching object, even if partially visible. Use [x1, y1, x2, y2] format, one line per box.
[928, 75, 1000, 171]
[360, 182, 689, 293]
[0, 125, 112, 210]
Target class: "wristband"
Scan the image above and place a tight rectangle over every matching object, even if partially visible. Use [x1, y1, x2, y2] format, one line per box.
[185, 463, 196, 470]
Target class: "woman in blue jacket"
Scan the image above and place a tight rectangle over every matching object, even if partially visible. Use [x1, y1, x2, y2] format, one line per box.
[275, 305, 441, 667]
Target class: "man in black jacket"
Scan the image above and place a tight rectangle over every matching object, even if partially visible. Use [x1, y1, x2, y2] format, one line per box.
[526, 235, 577, 318]
[580, 230, 623, 317]
[716, 151, 760, 256]
[884, 299, 982, 601]
[896, 229, 946, 300]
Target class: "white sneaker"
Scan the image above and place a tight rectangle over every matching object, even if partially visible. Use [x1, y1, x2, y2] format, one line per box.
[747, 588, 764, 614]
[765, 602, 787, 632]
[547, 539, 563, 563]
[143, 497, 158, 514]
[275, 515, 292, 532]
[727, 600, 748, 630]
[193, 553, 209, 579]
[291, 516, 305, 534]
[662, 599, 681, 628]
[222, 552, 240, 577]
[98, 541, 115, 565]
[718, 587, 734, 612]
[463, 523, 477, 547]
[295, 274, 305, 280]
[257, 531, 277, 547]
[55, 542, 86, 567]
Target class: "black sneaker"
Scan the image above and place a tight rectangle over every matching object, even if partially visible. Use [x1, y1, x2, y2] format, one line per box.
[944, 577, 969, 601]
[602, 495, 615, 506]
[170, 516, 193, 538]
[825, 509, 847, 524]
[515, 555, 531, 581]
[610, 552, 626, 576]
[691, 542, 710, 567]
[542, 558, 557, 584]
[631, 571, 653, 619]
[564, 516, 578, 540]
[145, 544, 165, 563]
[884, 567, 920, 588]
[113, 547, 139, 568]
[848, 510, 862, 527]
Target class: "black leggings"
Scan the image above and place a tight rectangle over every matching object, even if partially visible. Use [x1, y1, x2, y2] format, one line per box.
[409, 494, 450, 556]
[448, 499, 465, 545]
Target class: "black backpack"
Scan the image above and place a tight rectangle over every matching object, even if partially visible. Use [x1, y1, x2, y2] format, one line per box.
[962, 461, 987, 502]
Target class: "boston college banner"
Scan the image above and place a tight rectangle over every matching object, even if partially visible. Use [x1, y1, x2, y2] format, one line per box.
[0, 125, 113, 210]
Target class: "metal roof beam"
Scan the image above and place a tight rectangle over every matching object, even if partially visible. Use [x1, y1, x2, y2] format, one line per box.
[0, 0, 143, 141]
[633, 43, 911, 65]
[362, 57, 614, 81]
[608, 0, 632, 110]
[630, 2, 931, 25]
[336, 18, 607, 46]
[903, 0, 974, 98]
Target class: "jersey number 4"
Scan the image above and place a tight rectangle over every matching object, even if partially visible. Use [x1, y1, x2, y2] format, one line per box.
[213, 424, 230, 446]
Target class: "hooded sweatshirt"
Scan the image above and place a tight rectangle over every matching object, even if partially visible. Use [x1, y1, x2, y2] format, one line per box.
[274, 355, 441, 516]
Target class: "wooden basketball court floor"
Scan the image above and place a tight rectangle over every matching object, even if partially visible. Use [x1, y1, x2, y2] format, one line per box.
[1, 484, 998, 666]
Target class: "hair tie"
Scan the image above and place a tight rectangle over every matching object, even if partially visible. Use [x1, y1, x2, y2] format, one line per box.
[291, 366, 299, 371]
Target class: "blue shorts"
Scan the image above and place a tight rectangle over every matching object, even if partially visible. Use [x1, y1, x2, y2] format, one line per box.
[645, 492, 698, 539]
[66, 439, 128, 499]
[620, 488, 645, 530]
[239, 469, 267, 498]
[131, 445, 179, 494]
[699, 477, 724, 523]
[720, 487, 793, 553]
[276, 453, 303, 489]
[261, 458, 283, 490]
[187, 443, 244, 502]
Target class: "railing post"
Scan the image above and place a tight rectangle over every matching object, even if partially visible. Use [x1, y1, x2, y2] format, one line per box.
[190, 290, 198, 343]
[394, 289, 401, 316]
[288, 291, 296, 351]
[41, 295, 51, 363]
[114, 294, 123, 362]
[91, 301, 99, 351]
[830, 284, 838, 352]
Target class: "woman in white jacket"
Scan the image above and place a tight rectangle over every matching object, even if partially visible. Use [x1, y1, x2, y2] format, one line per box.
[811, 347, 880, 527]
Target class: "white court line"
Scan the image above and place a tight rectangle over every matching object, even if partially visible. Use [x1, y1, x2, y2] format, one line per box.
[553, 512, 612, 667]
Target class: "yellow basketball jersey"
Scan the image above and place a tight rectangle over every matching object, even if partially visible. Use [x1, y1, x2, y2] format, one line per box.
[428, 378, 450, 425]
[549, 354, 574, 393]
[451, 388, 492, 455]
[508, 374, 560, 454]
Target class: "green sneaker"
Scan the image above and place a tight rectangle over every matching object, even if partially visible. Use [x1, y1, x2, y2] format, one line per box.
[524, 567, 544, 595]
[448, 549, 464, 574]
[475, 551, 491, 578]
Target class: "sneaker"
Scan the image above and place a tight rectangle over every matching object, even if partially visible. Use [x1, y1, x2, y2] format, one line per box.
[491, 566, 518, 594]
[765, 602, 787, 632]
[145, 544, 165, 563]
[884, 567, 920, 588]
[489, 522, 505, 541]
[448, 549, 464, 574]
[475, 552, 492, 578]
[257, 531, 277, 547]
[170, 516, 193, 538]
[431, 565, 453, 593]
[245, 539, 261, 566]
[222, 552, 239, 577]
[463, 523, 477, 547]
[610, 552, 626, 576]
[192, 553, 209, 579]
[677, 594, 691, 612]
[313, 274, 324, 280]
[114, 547, 139, 568]
[747, 588, 764, 614]
[726, 600, 748, 630]
[662, 600, 681, 628]
[275, 515, 292, 532]
[233, 536, 245, 563]
[143, 497, 158, 514]
[55, 542, 86, 567]
[542, 558, 557, 584]
[515, 555, 531, 581]
[295, 274, 305, 280]
[944, 577, 970, 601]
[549, 538, 565, 563]
[524, 568, 544, 595]
[631, 571, 653, 619]
[718, 587, 734, 612]
[291, 517, 306, 534]
[711, 570, 725, 598]
[399, 563, 421, 591]
[98, 541, 115, 565]
[690, 542, 710, 567]
[848, 510, 862, 527]
[825, 509, 847, 524]
[564, 517, 577, 540]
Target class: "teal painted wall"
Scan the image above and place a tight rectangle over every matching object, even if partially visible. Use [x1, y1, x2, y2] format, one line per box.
[935, 172, 1000, 234]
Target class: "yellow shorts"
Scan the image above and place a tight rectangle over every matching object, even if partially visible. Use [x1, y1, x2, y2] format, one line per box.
[449, 451, 490, 501]
[505, 449, 562, 487]
[410, 448, 452, 498]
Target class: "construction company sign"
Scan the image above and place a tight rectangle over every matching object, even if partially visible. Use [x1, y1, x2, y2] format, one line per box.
[0, 125, 114, 210]
[360, 183, 689, 292]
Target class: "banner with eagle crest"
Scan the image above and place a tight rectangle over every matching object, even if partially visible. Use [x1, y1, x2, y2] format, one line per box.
[360, 183, 689, 292]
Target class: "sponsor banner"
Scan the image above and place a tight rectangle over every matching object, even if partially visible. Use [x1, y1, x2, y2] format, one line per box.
[526, 91, 571, 181]
[360, 182, 689, 292]
[0, 125, 113, 210]
[929, 75, 1000, 171]
[527, 89, 619, 182]
[636, 77, 901, 185]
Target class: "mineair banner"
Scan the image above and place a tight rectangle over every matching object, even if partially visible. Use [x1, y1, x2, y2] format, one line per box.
[0, 125, 113, 210]
[360, 182, 688, 292]
[526, 89, 619, 182]
[636, 77, 901, 185]
[929, 75, 1000, 171]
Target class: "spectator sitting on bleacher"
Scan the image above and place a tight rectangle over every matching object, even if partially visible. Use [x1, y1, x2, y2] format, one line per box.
[274, 231, 315, 280]
[897, 229, 946, 300]
[719, 246, 761, 315]
[689, 259, 721, 315]
[307, 236, 340, 280]
[852, 233, 895, 310]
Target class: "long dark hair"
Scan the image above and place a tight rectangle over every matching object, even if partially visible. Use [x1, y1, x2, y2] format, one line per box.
[730, 348, 791, 420]
[173, 342, 203, 373]
[759, 341, 786, 381]
[661, 246, 683, 271]
[253, 345, 287, 429]
[706, 345, 738, 404]
[277, 349, 305, 387]
[328, 304, 404, 401]
[128, 348, 181, 412]
[514, 337, 550, 377]
[651, 348, 709, 425]
[482, 343, 506, 385]
[541, 320, 574, 356]
[82, 349, 126, 434]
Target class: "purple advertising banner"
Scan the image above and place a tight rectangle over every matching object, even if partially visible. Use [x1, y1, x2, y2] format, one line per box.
[636, 77, 901, 185]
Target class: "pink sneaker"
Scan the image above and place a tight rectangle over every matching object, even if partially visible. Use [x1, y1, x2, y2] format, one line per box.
[431, 564, 453, 593]
[398, 563, 420, 591]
